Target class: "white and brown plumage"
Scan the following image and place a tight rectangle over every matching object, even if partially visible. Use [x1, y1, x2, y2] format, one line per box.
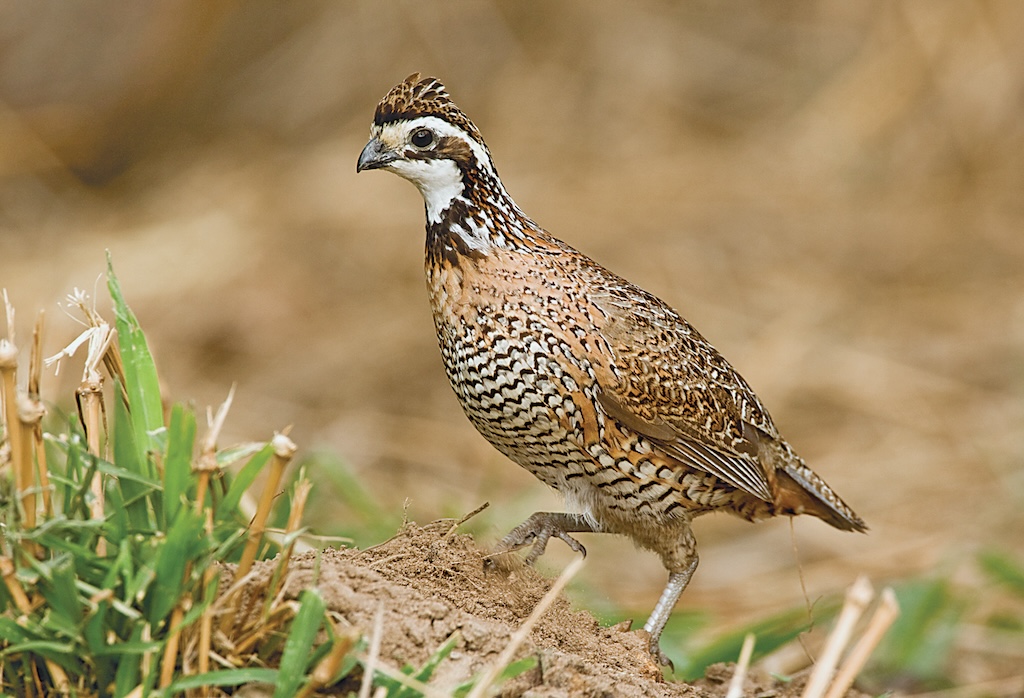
[357, 73, 866, 663]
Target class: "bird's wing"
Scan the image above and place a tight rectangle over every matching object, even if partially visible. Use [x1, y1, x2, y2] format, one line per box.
[589, 283, 776, 502]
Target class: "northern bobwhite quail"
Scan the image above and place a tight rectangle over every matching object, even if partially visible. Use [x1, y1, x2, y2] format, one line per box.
[357, 73, 866, 663]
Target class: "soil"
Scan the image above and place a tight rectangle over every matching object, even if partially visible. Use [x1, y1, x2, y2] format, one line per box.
[240, 519, 861, 698]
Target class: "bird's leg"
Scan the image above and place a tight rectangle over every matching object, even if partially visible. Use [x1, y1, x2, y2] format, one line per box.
[487, 512, 595, 566]
[643, 527, 699, 665]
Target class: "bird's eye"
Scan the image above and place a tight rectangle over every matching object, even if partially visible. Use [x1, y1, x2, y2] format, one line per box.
[411, 129, 434, 148]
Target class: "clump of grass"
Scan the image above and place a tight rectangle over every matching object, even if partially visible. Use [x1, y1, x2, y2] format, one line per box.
[0, 257, 348, 696]
[0, 258, 548, 698]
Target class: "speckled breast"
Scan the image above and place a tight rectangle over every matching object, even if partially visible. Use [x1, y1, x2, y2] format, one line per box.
[430, 289, 598, 489]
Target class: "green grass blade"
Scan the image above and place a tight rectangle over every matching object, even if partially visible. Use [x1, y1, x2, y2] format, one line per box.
[34, 556, 84, 637]
[219, 442, 273, 518]
[410, 632, 459, 686]
[454, 656, 537, 697]
[272, 589, 326, 698]
[107, 253, 164, 465]
[163, 668, 280, 693]
[303, 451, 398, 546]
[870, 577, 964, 688]
[979, 549, 1024, 599]
[111, 386, 155, 531]
[113, 624, 145, 696]
[147, 506, 204, 625]
[0, 617, 29, 642]
[164, 404, 197, 525]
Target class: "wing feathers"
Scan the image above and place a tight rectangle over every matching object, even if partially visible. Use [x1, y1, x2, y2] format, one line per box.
[597, 388, 773, 501]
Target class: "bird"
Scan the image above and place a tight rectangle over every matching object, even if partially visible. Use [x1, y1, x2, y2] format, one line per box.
[356, 73, 866, 664]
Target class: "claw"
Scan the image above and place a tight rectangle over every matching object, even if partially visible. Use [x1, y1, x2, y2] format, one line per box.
[649, 636, 674, 669]
[487, 512, 594, 569]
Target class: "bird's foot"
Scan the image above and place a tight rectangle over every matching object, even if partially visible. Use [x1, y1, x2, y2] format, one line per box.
[647, 634, 674, 670]
[485, 512, 591, 568]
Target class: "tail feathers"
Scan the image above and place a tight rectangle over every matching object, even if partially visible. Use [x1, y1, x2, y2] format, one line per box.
[774, 462, 867, 533]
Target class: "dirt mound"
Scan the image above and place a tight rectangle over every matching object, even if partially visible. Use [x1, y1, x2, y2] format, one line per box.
[241, 519, 852, 697]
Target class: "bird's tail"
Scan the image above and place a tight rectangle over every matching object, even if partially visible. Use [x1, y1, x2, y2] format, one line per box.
[771, 445, 867, 532]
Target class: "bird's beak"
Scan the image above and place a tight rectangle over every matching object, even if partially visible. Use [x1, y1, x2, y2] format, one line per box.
[356, 137, 399, 172]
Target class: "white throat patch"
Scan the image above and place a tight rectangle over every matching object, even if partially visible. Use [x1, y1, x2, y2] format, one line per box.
[389, 157, 464, 224]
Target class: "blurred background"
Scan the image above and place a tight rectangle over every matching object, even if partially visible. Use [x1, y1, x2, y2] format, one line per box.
[2, 0, 1023, 687]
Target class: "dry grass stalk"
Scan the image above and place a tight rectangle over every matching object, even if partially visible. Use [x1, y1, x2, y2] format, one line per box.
[219, 431, 296, 638]
[355, 654, 451, 698]
[16, 395, 43, 558]
[49, 305, 120, 557]
[727, 633, 756, 698]
[195, 387, 235, 512]
[28, 311, 52, 517]
[236, 432, 296, 579]
[466, 554, 586, 698]
[63, 289, 127, 401]
[824, 587, 900, 698]
[140, 622, 154, 686]
[0, 555, 32, 614]
[232, 597, 297, 656]
[296, 628, 359, 698]
[358, 603, 385, 698]
[266, 477, 312, 605]
[198, 510, 217, 696]
[78, 377, 106, 556]
[802, 575, 874, 698]
[443, 501, 489, 540]
[159, 604, 187, 688]
[0, 330, 30, 529]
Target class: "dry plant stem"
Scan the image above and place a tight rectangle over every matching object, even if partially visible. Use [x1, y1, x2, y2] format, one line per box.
[16, 397, 43, 558]
[29, 311, 52, 518]
[198, 511, 216, 695]
[265, 478, 312, 610]
[0, 341, 30, 522]
[141, 622, 154, 684]
[232, 598, 295, 655]
[159, 605, 186, 688]
[727, 633, 756, 698]
[443, 501, 490, 540]
[802, 575, 874, 698]
[27, 310, 43, 398]
[195, 388, 235, 513]
[78, 379, 106, 557]
[219, 433, 294, 637]
[466, 554, 586, 698]
[354, 655, 451, 698]
[31, 421, 51, 518]
[194, 466, 212, 514]
[0, 556, 32, 614]
[236, 433, 296, 580]
[359, 604, 385, 698]
[296, 630, 358, 698]
[825, 587, 900, 698]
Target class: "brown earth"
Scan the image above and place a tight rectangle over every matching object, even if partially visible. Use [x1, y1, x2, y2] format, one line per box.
[238, 519, 860, 698]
